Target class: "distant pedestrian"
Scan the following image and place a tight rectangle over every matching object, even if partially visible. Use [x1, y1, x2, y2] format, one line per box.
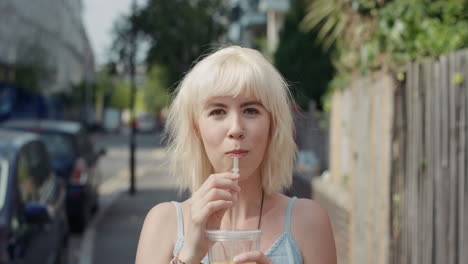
[136, 46, 336, 264]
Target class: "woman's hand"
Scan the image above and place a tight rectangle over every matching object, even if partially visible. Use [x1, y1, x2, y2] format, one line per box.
[233, 251, 272, 264]
[178, 172, 240, 262]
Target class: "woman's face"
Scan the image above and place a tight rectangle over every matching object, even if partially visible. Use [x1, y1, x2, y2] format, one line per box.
[198, 95, 271, 180]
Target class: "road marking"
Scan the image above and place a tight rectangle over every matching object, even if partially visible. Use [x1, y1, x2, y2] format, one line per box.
[100, 169, 129, 195]
[79, 190, 122, 264]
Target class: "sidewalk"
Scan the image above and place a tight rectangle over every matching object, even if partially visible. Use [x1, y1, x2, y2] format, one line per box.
[83, 148, 189, 264]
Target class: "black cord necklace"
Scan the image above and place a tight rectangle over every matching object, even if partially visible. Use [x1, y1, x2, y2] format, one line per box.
[257, 189, 265, 229]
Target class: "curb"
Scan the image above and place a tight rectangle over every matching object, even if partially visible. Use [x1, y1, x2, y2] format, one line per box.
[79, 189, 124, 264]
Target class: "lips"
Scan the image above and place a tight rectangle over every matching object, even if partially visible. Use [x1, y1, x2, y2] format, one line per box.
[225, 149, 249, 158]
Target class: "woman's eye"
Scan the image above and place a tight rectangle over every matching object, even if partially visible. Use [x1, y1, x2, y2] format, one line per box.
[244, 108, 260, 115]
[209, 109, 226, 116]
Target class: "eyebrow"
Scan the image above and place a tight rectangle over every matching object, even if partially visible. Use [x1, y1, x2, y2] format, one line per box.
[240, 101, 264, 108]
[205, 101, 264, 109]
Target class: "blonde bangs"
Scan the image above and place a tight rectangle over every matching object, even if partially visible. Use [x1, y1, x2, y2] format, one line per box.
[191, 51, 273, 117]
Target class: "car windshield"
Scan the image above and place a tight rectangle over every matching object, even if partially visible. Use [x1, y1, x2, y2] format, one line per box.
[40, 133, 75, 160]
[0, 159, 8, 211]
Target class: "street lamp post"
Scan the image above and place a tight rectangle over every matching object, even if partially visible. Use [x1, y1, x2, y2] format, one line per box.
[129, 0, 137, 195]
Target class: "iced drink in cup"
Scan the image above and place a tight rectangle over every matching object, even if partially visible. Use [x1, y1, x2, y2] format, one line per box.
[206, 230, 261, 264]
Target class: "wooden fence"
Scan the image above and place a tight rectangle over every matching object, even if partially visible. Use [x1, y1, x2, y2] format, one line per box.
[391, 49, 468, 264]
[319, 73, 395, 264]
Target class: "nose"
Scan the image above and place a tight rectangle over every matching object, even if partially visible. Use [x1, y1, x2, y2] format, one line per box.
[228, 114, 245, 139]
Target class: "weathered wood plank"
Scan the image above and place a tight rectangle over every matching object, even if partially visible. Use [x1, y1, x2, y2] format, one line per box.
[436, 55, 449, 264]
[426, 59, 435, 264]
[448, 52, 458, 264]
[391, 72, 406, 264]
[405, 62, 414, 264]
[414, 62, 420, 264]
[458, 50, 468, 264]
[422, 59, 433, 264]
[417, 60, 424, 264]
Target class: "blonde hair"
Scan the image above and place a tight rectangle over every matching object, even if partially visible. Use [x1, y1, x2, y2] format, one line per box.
[164, 46, 297, 194]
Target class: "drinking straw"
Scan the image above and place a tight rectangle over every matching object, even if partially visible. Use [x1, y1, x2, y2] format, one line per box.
[231, 157, 239, 230]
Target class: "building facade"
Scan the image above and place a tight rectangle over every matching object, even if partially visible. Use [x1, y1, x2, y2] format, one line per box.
[227, 0, 289, 53]
[0, 0, 94, 94]
[259, 0, 290, 53]
[227, 0, 267, 48]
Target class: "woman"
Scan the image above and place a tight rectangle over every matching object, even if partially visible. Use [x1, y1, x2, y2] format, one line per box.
[136, 46, 336, 264]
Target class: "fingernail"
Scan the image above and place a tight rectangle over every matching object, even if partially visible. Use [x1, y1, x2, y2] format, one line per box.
[233, 256, 241, 262]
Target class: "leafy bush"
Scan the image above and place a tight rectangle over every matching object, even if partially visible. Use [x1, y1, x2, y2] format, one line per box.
[301, 0, 468, 90]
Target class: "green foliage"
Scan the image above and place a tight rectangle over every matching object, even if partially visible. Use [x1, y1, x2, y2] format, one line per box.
[301, 0, 468, 90]
[376, 0, 468, 70]
[93, 66, 117, 111]
[300, 0, 350, 50]
[109, 79, 131, 109]
[112, 0, 226, 90]
[275, 0, 335, 111]
[140, 65, 171, 112]
[55, 80, 95, 107]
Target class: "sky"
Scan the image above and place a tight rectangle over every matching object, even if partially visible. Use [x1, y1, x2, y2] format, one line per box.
[82, 0, 142, 65]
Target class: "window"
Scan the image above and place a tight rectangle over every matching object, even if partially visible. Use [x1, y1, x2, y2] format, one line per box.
[17, 148, 38, 203]
[40, 133, 75, 160]
[27, 142, 54, 203]
[76, 130, 94, 162]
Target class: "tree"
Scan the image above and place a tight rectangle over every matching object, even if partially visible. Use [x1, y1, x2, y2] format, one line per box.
[141, 65, 171, 113]
[112, 0, 226, 91]
[108, 79, 131, 109]
[274, 0, 335, 111]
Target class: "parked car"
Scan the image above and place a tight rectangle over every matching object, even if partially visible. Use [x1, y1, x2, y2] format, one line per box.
[103, 108, 121, 133]
[0, 129, 69, 264]
[1, 119, 106, 232]
[135, 113, 156, 133]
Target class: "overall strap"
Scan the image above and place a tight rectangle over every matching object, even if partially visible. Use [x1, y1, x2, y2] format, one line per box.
[171, 201, 184, 238]
[285, 196, 298, 233]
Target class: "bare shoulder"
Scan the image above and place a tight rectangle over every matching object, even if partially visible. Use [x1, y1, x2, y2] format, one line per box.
[135, 202, 178, 264]
[146, 201, 178, 223]
[293, 198, 331, 226]
[291, 198, 337, 264]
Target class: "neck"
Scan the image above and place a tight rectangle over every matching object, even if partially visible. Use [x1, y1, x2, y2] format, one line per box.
[223, 168, 264, 229]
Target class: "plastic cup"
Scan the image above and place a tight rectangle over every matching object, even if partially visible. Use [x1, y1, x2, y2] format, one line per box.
[206, 230, 262, 264]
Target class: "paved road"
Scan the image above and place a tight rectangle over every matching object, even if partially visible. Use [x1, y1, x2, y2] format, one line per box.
[68, 132, 166, 264]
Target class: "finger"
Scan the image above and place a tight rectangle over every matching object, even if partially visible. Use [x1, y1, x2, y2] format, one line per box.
[233, 251, 272, 264]
[192, 188, 235, 216]
[200, 188, 234, 208]
[197, 173, 240, 195]
[193, 200, 233, 224]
